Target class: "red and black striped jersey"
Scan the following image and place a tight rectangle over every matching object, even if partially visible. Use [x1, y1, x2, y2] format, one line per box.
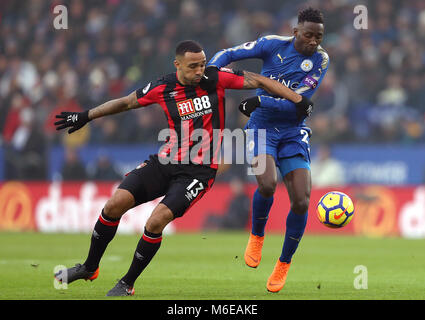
[135, 67, 245, 169]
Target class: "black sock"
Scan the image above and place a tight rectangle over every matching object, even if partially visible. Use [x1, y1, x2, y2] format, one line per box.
[121, 228, 162, 286]
[83, 209, 120, 272]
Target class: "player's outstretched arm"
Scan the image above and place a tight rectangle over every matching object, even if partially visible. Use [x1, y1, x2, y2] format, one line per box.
[54, 91, 139, 134]
[87, 91, 139, 120]
[242, 71, 302, 103]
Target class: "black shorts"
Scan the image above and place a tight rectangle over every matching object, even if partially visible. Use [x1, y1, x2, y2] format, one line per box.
[118, 155, 216, 218]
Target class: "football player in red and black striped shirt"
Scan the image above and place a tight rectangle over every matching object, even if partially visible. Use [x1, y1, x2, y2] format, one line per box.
[54, 40, 312, 296]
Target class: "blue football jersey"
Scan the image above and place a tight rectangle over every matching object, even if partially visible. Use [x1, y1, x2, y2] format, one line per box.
[208, 35, 330, 129]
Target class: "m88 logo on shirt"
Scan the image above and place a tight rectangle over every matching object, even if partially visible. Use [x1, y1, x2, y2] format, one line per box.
[177, 96, 212, 120]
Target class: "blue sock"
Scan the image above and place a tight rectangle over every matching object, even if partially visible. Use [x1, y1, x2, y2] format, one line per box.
[280, 210, 308, 263]
[251, 189, 273, 237]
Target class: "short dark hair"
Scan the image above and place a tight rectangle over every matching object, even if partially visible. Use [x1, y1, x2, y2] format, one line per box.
[175, 40, 203, 57]
[298, 7, 324, 24]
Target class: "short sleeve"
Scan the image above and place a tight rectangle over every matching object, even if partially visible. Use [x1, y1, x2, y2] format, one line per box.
[136, 81, 160, 107]
[294, 50, 330, 99]
[217, 68, 245, 90]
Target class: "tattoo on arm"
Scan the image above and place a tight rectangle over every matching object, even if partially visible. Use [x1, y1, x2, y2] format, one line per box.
[242, 71, 261, 89]
[242, 71, 301, 103]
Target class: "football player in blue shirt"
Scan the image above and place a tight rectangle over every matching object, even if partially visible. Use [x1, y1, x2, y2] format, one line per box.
[208, 7, 329, 292]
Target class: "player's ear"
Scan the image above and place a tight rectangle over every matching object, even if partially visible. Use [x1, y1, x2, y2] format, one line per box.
[175, 56, 186, 71]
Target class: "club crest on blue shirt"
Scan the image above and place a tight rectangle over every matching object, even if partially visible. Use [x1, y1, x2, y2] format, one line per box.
[300, 59, 313, 72]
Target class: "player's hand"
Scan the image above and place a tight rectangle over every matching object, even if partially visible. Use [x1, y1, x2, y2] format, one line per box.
[54, 110, 90, 134]
[295, 96, 314, 121]
[239, 96, 260, 117]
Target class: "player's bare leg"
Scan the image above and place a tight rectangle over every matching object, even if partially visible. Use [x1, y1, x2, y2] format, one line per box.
[144, 203, 175, 234]
[103, 188, 136, 220]
[267, 168, 311, 292]
[55, 189, 135, 285]
[244, 154, 277, 268]
[254, 154, 278, 199]
[283, 168, 311, 216]
[107, 203, 174, 296]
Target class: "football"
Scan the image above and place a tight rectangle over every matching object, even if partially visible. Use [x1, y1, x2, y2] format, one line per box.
[316, 191, 354, 228]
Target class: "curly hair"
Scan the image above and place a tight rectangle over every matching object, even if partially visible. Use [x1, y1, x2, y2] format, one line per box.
[298, 7, 324, 24]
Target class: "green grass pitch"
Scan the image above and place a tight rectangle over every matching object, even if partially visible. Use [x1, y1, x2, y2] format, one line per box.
[1, 232, 424, 300]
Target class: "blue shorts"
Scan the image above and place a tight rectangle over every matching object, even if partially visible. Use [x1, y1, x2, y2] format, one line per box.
[245, 120, 311, 178]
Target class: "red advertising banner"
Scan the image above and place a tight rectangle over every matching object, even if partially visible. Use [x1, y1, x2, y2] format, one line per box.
[0, 181, 424, 238]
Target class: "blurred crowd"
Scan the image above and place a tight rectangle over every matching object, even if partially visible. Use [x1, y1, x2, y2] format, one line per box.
[0, 0, 424, 181]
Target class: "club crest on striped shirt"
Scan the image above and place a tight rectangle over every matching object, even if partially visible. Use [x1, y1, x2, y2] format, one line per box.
[177, 96, 213, 120]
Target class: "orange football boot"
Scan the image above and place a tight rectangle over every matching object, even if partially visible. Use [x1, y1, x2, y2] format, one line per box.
[266, 260, 291, 293]
[244, 233, 264, 268]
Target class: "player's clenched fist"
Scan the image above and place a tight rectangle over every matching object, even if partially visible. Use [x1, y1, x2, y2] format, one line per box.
[54, 110, 90, 134]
